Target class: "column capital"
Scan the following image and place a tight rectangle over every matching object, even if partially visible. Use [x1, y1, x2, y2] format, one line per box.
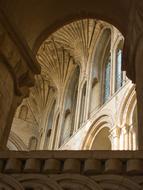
[121, 123, 130, 134]
[110, 126, 121, 139]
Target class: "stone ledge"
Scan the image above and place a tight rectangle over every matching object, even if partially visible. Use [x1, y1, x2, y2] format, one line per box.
[0, 151, 143, 175]
[0, 150, 143, 159]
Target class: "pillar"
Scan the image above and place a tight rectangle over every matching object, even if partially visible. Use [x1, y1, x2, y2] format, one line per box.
[110, 126, 121, 150]
[0, 13, 40, 149]
[122, 124, 129, 150]
[135, 36, 143, 150]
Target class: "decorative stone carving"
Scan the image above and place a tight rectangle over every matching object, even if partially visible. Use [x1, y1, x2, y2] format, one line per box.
[92, 175, 141, 190]
[0, 173, 141, 190]
[0, 174, 24, 190]
[53, 174, 102, 190]
[0, 151, 143, 189]
[18, 175, 62, 190]
[110, 127, 121, 138]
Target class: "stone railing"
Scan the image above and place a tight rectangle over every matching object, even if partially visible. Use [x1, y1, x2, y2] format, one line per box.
[0, 150, 143, 189]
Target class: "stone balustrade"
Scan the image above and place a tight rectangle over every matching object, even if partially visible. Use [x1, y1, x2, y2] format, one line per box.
[0, 151, 143, 189]
[0, 150, 143, 175]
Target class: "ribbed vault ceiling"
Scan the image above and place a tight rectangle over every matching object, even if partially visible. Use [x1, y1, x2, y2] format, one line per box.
[37, 19, 109, 90]
[22, 19, 113, 125]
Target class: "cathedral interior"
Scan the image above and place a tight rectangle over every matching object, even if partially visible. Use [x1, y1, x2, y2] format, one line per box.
[0, 0, 143, 189]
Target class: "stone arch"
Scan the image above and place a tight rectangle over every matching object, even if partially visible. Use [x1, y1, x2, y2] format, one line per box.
[18, 175, 62, 190]
[31, 0, 129, 54]
[7, 131, 27, 151]
[0, 174, 24, 190]
[112, 31, 124, 51]
[92, 175, 141, 190]
[53, 174, 102, 190]
[82, 112, 113, 150]
[118, 84, 136, 126]
[91, 127, 111, 150]
[93, 27, 112, 80]
[89, 26, 112, 113]
[117, 84, 137, 149]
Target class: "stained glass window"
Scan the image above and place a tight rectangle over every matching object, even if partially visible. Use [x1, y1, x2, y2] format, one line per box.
[115, 49, 123, 91]
[104, 54, 111, 103]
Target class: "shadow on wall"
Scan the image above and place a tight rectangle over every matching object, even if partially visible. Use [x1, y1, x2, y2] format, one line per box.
[91, 127, 111, 150]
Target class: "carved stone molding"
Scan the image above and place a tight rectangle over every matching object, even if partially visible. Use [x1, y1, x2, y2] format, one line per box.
[0, 151, 143, 189]
[110, 126, 121, 138]
[0, 173, 142, 189]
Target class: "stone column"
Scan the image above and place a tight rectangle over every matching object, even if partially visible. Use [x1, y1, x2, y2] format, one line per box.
[122, 124, 130, 150]
[135, 37, 143, 150]
[110, 127, 121, 150]
[123, 1, 143, 149]
[84, 69, 92, 121]
[0, 13, 40, 149]
[73, 77, 84, 132]
[132, 130, 137, 150]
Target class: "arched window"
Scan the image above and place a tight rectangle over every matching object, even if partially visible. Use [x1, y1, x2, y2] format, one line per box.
[19, 105, 28, 120]
[28, 136, 38, 150]
[115, 44, 123, 91]
[104, 53, 111, 103]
